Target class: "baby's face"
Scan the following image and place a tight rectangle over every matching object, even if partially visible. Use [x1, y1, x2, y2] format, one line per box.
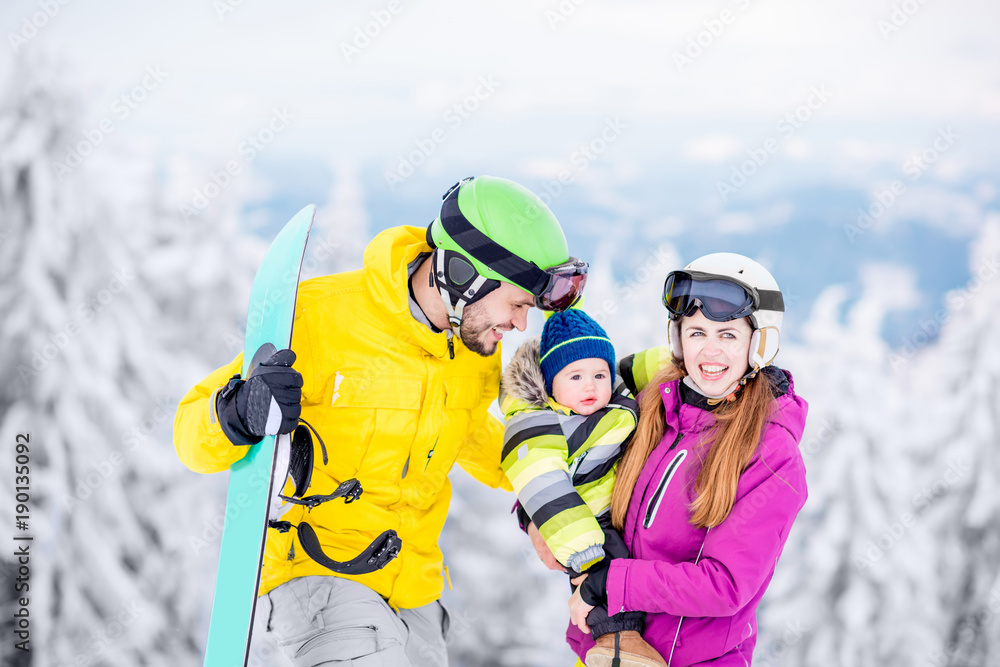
[551, 358, 613, 416]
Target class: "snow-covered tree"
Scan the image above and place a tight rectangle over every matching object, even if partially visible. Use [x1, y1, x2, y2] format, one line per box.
[759, 232, 1000, 666]
[904, 216, 1000, 667]
[0, 56, 257, 666]
[755, 263, 944, 666]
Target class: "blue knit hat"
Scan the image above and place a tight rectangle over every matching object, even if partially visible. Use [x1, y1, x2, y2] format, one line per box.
[540, 309, 616, 395]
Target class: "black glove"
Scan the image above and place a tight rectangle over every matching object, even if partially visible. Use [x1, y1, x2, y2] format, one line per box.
[513, 500, 532, 533]
[217, 349, 302, 446]
[580, 558, 610, 607]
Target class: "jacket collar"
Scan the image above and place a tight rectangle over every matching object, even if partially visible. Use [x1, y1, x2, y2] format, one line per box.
[362, 226, 451, 358]
[676, 366, 792, 412]
[660, 366, 797, 432]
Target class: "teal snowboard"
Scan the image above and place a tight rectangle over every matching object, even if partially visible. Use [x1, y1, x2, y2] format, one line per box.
[203, 204, 316, 666]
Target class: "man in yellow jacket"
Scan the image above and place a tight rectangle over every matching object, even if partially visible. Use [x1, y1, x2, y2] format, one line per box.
[174, 176, 588, 666]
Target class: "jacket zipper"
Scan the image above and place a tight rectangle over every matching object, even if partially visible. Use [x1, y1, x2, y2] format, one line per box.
[643, 434, 685, 529]
[567, 452, 585, 481]
[424, 438, 437, 471]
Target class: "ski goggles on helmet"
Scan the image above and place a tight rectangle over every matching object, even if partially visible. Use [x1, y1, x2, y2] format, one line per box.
[662, 270, 782, 322]
[434, 182, 588, 312]
[532, 258, 588, 311]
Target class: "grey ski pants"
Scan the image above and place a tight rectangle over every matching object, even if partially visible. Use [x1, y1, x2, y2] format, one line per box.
[259, 575, 450, 666]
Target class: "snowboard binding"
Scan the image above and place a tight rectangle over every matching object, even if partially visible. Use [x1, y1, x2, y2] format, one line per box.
[268, 420, 402, 575]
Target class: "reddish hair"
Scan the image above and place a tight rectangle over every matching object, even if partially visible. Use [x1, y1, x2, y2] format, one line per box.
[611, 360, 775, 530]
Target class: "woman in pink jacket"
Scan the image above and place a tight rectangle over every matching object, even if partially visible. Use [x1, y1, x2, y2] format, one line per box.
[567, 253, 808, 667]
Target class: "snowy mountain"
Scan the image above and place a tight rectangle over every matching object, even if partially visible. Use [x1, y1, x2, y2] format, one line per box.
[1, 53, 998, 667]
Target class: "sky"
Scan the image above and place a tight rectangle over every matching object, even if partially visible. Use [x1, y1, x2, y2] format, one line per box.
[4, 0, 998, 156]
[2, 0, 999, 348]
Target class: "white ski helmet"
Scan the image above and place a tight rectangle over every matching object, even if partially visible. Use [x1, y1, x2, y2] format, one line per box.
[663, 252, 784, 373]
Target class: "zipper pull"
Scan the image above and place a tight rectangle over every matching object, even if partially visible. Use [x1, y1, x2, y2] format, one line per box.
[425, 439, 438, 471]
[446, 330, 455, 360]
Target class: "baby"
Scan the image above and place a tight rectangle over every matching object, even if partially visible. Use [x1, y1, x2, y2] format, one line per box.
[500, 308, 666, 667]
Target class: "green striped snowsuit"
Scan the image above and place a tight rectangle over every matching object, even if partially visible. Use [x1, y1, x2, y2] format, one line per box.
[499, 338, 638, 573]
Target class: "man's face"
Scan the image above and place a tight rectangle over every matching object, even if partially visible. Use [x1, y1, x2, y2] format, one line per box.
[459, 282, 534, 356]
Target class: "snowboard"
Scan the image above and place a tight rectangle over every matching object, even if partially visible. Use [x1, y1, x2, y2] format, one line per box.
[203, 204, 316, 667]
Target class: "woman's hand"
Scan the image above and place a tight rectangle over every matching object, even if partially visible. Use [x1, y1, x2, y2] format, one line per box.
[569, 573, 595, 633]
[527, 522, 566, 572]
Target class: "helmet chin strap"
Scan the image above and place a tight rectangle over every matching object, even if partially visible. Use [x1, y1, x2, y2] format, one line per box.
[433, 250, 490, 354]
[705, 363, 762, 406]
[435, 250, 465, 337]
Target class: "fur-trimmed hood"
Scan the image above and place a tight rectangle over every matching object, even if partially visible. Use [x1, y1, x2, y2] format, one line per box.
[501, 337, 549, 407]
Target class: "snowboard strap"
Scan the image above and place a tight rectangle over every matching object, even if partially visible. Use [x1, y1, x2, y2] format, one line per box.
[283, 419, 329, 498]
[297, 417, 328, 465]
[278, 478, 363, 509]
[269, 468, 402, 576]
[297, 524, 402, 575]
[268, 519, 402, 575]
[269, 419, 403, 576]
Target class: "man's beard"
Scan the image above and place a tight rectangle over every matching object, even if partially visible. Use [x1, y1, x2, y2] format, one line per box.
[459, 300, 501, 357]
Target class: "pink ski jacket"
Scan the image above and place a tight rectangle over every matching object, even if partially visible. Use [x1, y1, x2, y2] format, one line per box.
[567, 364, 808, 666]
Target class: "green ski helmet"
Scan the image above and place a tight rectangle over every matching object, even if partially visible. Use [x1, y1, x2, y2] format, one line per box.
[426, 176, 587, 334]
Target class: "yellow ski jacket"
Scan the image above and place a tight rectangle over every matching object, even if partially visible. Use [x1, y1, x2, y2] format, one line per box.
[174, 226, 510, 609]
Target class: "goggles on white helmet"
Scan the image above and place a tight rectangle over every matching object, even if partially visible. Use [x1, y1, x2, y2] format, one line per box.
[662, 270, 784, 324]
[663, 253, 785, 376]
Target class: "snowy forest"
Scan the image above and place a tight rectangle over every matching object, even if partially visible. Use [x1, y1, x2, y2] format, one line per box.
[2, 2, 1000, 666]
